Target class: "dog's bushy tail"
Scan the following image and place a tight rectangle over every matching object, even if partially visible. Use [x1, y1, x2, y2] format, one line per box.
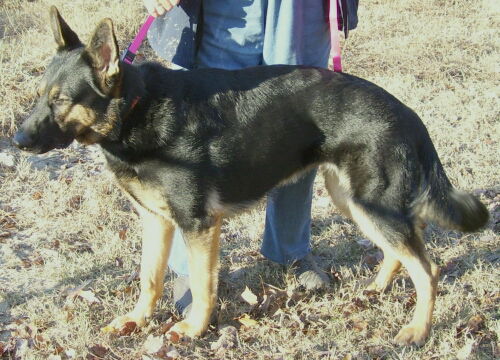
[413, 143, 489, 232]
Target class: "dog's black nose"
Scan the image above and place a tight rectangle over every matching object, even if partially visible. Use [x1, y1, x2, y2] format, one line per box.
[13, 131, 33, 150]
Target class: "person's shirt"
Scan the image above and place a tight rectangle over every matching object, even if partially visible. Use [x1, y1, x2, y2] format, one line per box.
[147, 0, 358, 70]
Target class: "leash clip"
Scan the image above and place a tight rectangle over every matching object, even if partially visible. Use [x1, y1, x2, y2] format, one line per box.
[122, 47, 137, 64]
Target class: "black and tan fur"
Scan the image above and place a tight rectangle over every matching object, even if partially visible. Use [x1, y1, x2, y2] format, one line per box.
[14, 7, 489, 345]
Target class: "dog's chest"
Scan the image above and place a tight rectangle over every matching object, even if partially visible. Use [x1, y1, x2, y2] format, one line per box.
[116, 175, 173, 220]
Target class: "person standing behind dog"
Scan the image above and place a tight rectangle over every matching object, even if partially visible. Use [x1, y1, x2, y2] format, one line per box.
[142, 0, 358, 315]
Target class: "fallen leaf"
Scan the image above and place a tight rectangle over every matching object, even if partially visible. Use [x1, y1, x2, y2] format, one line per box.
[365, 345, 387, 359]
[210, 325, 238, 355]
[345, 297, 367, 313]
[63, 280, 101, 305]
[33, 333, 50, 350]
[285, 288, 307, 308]
[467, 314, 486, 333]
[115, 257, 124, 268]
[125, 270, 140, 283]
[68, 195, 83, 210]
[237, 314, 258, 327]
[78, 290, 101, 305]
[348, 317, 368, 332]
[52, 340, 64, 354]
[158, 319, 176, 334]
[118, 321, 137, 336]
[73, 242, 93, 254]
[442, 259, 460, 277]
[88, 344, 108, 358]
[21, 258, 33, 268]
[31, 191, 43, 200]
[363, 251, 383, 268]
[403, 291, 417, 310]
[32, 255, 45, 266]
[118, 228, 127, 240]
[166, 331, 181, 344]
[143, 334, 164, 354]
[363, 289, 380, 305]
[50, 239, 60, 249]
[15, 338, 29, 359]
[316, 196, 330, 208]
[356, 237, 373, 248]
[330, 269, 343, 283]
[0, 153, 15, 168]
[240, 286, 258, 306]
[456, 338, 477, 360]
[165, 348, 180, 359]
[65, 348, 77, 358]
[456, 314, 486, 337]
[257, 284, 287, 315]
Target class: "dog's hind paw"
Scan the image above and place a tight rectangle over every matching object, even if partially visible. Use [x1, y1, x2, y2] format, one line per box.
[169, 320, 206, 338]
[393, 324, 429, 346]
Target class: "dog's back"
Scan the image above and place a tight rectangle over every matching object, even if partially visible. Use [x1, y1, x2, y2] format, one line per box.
[134, 63, 488, 235]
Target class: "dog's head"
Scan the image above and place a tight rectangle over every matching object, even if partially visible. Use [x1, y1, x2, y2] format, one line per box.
[14, 6, 123, 153]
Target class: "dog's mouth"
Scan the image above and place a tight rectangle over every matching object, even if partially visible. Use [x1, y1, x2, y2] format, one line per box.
[13, 130, 74, 154]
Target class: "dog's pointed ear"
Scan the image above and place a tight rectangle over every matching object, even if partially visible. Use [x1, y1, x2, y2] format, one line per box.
[85, 18, 121, 94]
[50, 6, 82, 50]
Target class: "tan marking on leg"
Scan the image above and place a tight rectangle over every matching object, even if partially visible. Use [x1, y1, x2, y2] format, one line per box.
[348, 202, 438, 346]
[394, 234, 439, 346]
[103, 207, 174, 333]
[321, 164, 353, 218]
[170, 216, 222, 337]
[366, 253, 402, 291]
[116, 176, 175, 220]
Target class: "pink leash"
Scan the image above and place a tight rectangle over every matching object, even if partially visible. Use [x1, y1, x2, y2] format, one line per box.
[328, 0, 343, 72]
[122, 15, 155, 64]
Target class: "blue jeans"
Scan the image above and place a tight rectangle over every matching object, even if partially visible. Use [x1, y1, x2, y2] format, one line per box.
[168, 0, 330, 276]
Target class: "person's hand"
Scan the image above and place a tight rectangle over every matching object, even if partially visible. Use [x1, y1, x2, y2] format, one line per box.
[143, 0, 180, 17]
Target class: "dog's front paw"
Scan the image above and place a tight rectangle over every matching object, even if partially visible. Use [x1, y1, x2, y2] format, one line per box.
[393, 324, 429, 346]
[169, 320, 206, 338]
[364, 277, 388, 292]
[101, 313, 147, 335]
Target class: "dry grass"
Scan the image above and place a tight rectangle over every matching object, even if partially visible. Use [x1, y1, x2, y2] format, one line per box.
[0, 0, 499, 359]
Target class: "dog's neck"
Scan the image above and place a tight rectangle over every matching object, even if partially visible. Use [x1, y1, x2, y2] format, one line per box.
[98, 62, 178, 160]
[118, 63, 146, 119]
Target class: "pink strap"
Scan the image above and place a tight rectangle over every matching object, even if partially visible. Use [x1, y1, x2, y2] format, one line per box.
[328, 0, 342, 72]
[122, 15, 155, 64]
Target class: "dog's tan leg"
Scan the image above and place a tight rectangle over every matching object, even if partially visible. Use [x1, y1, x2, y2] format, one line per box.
[170, 216, 222, 338]
[103, 209, 174, 333]
[322, 164, 353, 218]
[393, 234, 439, 346]
[366, 253, 402, 291]
[348, 203, 438, 345]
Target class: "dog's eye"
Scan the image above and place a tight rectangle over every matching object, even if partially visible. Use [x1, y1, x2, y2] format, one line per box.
[51, 97, 69, 107]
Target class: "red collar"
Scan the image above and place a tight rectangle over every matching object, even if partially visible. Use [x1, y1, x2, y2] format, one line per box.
[130, 96, 141, 110]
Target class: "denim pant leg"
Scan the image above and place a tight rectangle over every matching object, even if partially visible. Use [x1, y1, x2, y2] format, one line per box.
[261, 170, 317, 264]
[168, 228, 190, 276]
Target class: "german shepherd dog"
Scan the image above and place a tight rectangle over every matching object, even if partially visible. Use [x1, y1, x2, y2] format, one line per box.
[14, 7, 488, 345]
